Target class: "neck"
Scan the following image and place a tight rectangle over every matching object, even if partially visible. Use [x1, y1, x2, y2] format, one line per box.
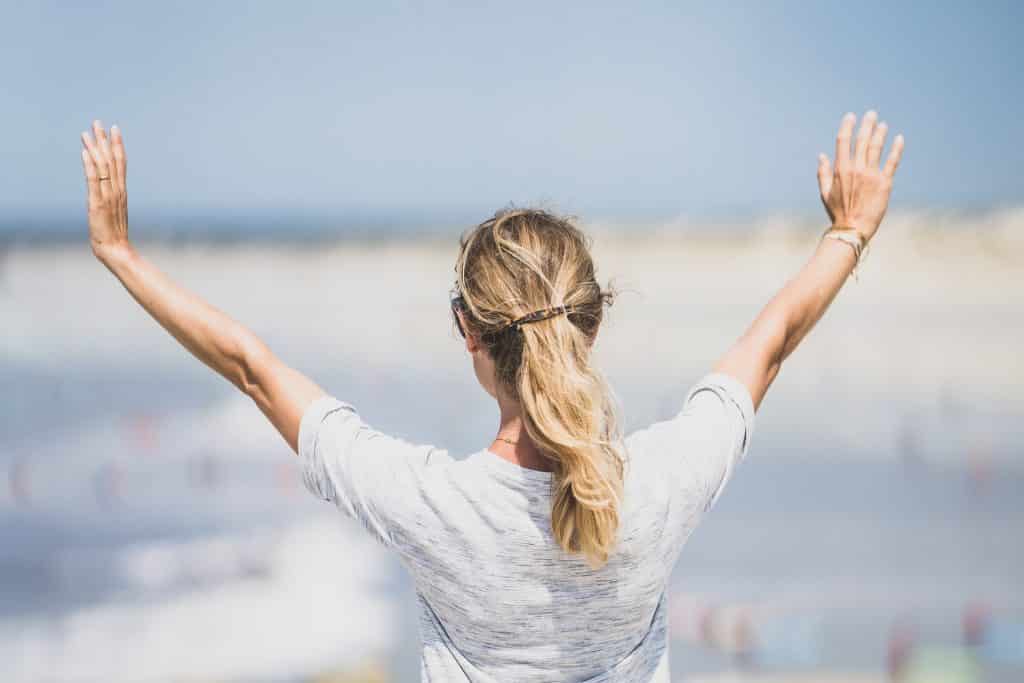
[491, 392, 553, 473]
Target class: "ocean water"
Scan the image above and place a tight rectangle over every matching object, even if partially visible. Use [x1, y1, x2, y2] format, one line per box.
[2, 209, 1022, 681]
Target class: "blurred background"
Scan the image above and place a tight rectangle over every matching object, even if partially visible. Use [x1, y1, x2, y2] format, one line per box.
[2, 2, 1022, 681]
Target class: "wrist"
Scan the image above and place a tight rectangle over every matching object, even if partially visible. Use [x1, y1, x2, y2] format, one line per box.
[830, 221, 875, 244]
[821, 226, 869, 282]
[93, 240, 138, 271]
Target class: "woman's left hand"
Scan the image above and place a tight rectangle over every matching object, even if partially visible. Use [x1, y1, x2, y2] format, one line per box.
[81, 120, 131, 260]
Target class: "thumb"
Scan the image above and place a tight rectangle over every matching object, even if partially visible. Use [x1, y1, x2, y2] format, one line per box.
[817, 153, 832, 200]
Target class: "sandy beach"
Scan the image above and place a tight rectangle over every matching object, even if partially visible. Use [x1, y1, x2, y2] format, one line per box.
[5, 207, 1022, 468]
[2, 208, 1022, 681]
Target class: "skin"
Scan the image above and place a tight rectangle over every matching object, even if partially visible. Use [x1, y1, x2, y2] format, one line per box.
[458, 329, 555, 472]
[79, 112, 903, 471]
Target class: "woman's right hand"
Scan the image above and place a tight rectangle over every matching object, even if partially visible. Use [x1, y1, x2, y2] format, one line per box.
[817, 110, 905, 242]
[81, 119, 131, 261]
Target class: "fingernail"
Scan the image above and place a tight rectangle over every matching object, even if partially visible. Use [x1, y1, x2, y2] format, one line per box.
[866, 110, 877, 117]
[111, 124, 119, 132]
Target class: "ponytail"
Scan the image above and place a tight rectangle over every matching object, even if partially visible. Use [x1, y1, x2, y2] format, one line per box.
[454, 207, 626, 569]
[517, 316, 625, 569]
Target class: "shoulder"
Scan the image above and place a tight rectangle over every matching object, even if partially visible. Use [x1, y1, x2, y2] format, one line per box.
[297, 393, 459, 501]
[623, 371, 756, 499]
[626, 371, 753, 444]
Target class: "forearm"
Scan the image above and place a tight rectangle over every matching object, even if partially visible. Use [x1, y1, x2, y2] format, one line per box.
[713, 234, 857, 410]
[97, 244, 267, 394]
[80, 122, 329, 455]
[714, 110, 903, 412]
[764, 234, 858, 364]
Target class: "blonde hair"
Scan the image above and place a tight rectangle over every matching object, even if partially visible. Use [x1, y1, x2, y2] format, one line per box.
[453, 208, 626, 569]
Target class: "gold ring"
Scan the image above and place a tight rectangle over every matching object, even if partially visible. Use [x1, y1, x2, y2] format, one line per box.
[98, 176, 111, 181]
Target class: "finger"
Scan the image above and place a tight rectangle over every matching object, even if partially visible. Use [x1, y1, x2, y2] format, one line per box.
[867, 121, 888, 168]
[93, 119, 111, 165]
[83, 124, 112, 200]
[853, 110, 878, 167]
[81, 130, 105, 178]
[835, 112, 856, 171]
[93, 120, 115, 193]
[883, 134, 905, 178]
[111, 124, 127, 191]
[81, 128, 110, 179]
[81, 148, 101, 211]
[817, 153, 832, 199]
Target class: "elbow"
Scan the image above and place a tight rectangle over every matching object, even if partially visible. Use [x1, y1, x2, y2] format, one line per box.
[235, 337, 272, 401]
[759, 312, 792, 369]
[754, 317, 786, 410]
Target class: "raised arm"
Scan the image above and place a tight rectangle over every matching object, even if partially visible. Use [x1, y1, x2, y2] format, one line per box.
[80, 120, 324, 452]
[714, 110, 905, 411]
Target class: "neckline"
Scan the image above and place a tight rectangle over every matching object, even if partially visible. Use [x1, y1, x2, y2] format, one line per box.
[479, 448, 554, 482]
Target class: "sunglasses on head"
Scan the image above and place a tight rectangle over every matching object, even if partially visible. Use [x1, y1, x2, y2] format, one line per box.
[450, 289, 468, 339]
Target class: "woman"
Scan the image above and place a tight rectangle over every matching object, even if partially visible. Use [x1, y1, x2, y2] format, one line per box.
[79, 111, 903, 681]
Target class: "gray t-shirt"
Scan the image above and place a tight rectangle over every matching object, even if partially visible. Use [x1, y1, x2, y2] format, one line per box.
[299, 371, 755, 682]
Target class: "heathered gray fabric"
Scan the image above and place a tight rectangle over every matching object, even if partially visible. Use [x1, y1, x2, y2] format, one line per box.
[299, 371, 755, 681]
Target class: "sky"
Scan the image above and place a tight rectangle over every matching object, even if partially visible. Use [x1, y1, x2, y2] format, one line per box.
[2, 1, 1021, 230]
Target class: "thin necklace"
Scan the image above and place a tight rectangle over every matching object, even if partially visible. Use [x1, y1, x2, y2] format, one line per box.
[494, 436, 518, 446]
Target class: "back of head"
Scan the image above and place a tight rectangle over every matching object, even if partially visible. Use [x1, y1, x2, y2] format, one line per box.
[454, 207, 626, 569]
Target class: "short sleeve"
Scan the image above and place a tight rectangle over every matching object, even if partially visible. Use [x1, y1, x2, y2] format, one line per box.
[297, 394, 450, 550]
[679, 371, 756, 510]
[625, 371, 756, 515]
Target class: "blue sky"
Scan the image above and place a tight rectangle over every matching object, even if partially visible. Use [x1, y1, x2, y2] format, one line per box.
[4, 1, 1021, 225]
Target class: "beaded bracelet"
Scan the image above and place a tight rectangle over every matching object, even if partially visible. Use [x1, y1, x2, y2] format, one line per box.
[822, 226, 870, 282]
